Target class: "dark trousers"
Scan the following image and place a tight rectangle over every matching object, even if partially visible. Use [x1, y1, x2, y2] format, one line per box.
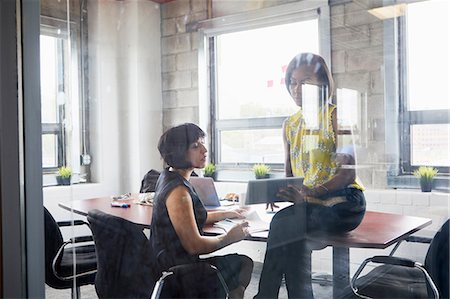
[254, 188, 365, 299]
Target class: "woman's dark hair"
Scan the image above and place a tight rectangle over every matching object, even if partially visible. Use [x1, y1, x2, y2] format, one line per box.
[157, 123, 205, 169]
[285, 52, 335, 99]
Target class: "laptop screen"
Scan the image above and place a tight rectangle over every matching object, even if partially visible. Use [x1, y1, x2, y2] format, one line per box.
[245, 177, 304, 205]
[189, 177, 221, 208]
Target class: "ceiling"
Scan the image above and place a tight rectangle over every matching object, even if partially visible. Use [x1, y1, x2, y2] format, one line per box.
[151, 0, 175, 3]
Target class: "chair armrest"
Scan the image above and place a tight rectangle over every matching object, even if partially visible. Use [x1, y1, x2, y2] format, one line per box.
[350, 255, 439, 299]
[69, 235, 94, 244]
[371, 255, 416, 267]
[52, 239, 97, 281]
[151, 262, 229, 299]
[167, 261, 217, 274]
[57, 219, 89, 227]
[405, 235, 433, 244]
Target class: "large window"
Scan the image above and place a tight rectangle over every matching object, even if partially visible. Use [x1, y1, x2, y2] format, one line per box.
[200, 2, 331, 171]
[400, 0, 450, 174]
[40, 32, 68, 170]
[215, 20, 319, 165]
[40, 14, 90, 185]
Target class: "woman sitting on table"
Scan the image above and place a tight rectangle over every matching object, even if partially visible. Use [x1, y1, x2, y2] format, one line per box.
[254, 53, 366, 299]
[150, 123, 253, 299]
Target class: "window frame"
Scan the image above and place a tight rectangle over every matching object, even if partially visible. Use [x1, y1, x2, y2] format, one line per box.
[40, 27, 68, 171]
[198, 1, 331, 173]
[398, 11, 450, 176]
[40, 13, 90, 184]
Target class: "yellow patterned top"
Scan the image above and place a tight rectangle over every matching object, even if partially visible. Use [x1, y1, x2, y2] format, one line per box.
[284, 104, 364, 190]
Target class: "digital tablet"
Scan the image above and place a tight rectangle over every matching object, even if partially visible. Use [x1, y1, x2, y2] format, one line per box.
[245, 177, 304, 205]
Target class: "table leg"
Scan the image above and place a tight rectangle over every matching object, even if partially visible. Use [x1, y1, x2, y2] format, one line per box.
[332, 246, 349, 299]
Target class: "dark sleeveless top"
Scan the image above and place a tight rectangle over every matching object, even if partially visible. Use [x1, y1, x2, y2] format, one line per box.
[150, 169, 208, 272]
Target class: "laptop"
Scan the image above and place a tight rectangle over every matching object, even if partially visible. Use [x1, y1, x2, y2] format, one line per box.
[190, 177, 232, 209]
[245, 177, 304, 205]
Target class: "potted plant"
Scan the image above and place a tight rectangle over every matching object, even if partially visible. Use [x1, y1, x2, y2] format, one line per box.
[56, 166, 72, 185]
[203, 163, 217, 181]
[253, 163, 270, 179]
[413, 166, 438, 192]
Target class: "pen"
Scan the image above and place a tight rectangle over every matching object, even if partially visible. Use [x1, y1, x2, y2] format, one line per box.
[111, 202, 130, 208]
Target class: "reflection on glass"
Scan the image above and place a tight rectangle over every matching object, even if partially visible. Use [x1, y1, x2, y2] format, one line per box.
[220, 129, 283, 164]
[337, 88, 359, 130]
[411, 124, 450, 167]
[216, 19, 319, 119]
[301, 84, 319, 129]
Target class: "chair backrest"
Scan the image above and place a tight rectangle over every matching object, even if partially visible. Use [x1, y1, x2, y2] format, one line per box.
[139, 169, 198, 193]
[44, 207, 66, 288]
[87, 209, 156, 299]
[140, 169, 161, 193]
[425, 219, 449, 298]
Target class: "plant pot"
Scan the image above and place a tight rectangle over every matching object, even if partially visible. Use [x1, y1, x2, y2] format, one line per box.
[255, 174, 270, 179]
[204, 172, 217, 181]
[56, 176, 71, 186]
[420, 180, 433, 192]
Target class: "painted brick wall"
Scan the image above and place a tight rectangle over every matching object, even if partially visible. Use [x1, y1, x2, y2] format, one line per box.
[160, 0, 207, 129]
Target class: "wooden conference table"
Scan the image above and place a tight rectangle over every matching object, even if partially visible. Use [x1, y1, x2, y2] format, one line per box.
[59, 195, 431, 299]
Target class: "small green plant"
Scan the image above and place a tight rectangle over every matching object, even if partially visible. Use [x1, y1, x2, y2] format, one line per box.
[253, 163, 270, 179]
[58, 166, 72, 178]
[413, 166, 438, 181]
[203, 163, 216, 176]
[413, 166, 438, 192]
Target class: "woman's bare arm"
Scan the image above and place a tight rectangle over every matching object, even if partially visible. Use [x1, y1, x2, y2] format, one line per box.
[205, 209, 246, 224]
[166, 186, 247, 255]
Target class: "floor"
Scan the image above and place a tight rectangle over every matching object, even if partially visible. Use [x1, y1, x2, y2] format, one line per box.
[45, 262, 333, 299]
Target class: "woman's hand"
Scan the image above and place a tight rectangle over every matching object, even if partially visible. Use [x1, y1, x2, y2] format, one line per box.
[225, 221, 250, 244]
[224, 192, 240, 202]
[223, 208, 248, 219]
[277, 184, 307, 204]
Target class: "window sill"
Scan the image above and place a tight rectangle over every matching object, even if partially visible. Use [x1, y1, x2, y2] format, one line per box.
[43, 173, 89, 187]
[213, 169, 286, 182]
[387, 175, 450, 193]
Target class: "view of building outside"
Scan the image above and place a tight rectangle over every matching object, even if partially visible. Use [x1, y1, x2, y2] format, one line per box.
[40, 35, 60, 168]
[412, 124, 450, 167]
[216, 19, 319, 164]
[407, 0, 449, 168]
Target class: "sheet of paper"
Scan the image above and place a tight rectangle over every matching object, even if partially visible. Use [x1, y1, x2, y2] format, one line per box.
[213, 210, 270, 234]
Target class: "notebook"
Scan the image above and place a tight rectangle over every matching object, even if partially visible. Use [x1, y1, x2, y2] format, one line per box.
[190, 177, 233, 209]
[245, 177, 304, 205]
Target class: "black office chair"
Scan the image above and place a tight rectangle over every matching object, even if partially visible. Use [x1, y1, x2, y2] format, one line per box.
[151, 261, 230, 299]
[350, 219, 449, 298]
[44, 207, 97, 299]
[140, 169, 198, 193]
[87, 209, 230, 299]
[87, 209, 155, 299]
[140, 169, 161, 193]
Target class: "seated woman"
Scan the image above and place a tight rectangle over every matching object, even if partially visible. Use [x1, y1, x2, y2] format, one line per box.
[254, 53, 366, 299]
[150, 123, 253, 299]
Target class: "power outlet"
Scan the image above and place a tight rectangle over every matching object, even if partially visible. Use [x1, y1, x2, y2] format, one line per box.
[80, 154, 91, 166]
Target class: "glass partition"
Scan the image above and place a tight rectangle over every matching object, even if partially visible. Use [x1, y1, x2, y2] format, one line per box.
[39, 0, 449, 298]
